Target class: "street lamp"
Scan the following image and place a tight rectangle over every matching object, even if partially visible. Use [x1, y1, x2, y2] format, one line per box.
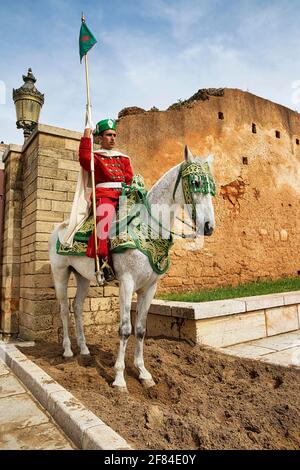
[13, 68, 44, 140]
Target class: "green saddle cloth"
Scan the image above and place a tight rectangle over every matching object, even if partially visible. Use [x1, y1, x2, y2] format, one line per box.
[56, 176, 173, 275]
[56, 214, 94, 257]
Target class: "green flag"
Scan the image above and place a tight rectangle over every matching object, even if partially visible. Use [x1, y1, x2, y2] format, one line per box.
[79, 21, 97, 62]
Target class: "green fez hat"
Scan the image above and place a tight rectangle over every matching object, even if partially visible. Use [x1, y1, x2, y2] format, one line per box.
[94, 118, 116, 136]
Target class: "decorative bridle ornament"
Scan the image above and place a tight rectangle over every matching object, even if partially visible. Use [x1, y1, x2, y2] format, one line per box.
[124, 161, 216, 240]
[173, 160, 216, 230]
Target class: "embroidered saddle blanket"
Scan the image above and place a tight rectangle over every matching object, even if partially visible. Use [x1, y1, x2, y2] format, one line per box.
[56, 176, 173, 275]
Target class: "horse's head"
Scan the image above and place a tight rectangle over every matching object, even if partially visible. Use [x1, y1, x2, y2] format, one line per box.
[179, 145, 216, 237]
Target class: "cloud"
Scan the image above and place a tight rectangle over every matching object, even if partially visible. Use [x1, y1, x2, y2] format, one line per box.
[140, 0, 209, 42]
[1, 0, 300, 146]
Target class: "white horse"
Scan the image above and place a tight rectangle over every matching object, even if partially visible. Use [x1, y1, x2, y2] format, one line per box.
[49, 146, 215, 391]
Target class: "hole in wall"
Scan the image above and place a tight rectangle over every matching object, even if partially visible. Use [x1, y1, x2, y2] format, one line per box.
[252, 123, 257, 134]
[242, 157, 248, 165]
[218, 112, 224, 120]
[296, 138, 299, 145]
[275, 130, 280, 138]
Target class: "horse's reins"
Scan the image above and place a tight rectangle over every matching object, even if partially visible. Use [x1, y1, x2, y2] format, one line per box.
[144, 161, 216, 239]
[120, 184, 194, 239]
[121, 162, 215, 239]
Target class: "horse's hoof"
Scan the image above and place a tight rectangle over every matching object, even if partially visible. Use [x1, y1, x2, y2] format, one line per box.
[140, 378, 156, 389]
[112, 383, 128, 393]
[78, 354, 93, 367]
[63, 353, 74, 361]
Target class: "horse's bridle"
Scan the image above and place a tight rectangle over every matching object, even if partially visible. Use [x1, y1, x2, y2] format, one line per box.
[145, 161, 216, 239]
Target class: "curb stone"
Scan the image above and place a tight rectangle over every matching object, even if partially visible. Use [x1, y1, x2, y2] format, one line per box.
[0, 341, 132, 450]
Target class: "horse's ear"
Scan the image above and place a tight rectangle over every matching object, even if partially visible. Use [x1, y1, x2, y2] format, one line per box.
[206, 154, 214, 170]
[184, 145, 194, 163]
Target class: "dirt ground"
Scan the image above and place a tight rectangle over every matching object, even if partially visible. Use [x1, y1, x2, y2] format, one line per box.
[20, 335, 300, 450]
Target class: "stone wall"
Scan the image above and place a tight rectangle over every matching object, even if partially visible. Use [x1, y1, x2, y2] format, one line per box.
[132, 291, 300, 347]
[1, 126, 119, 340]
[0, 143, 7, 324]
[116, 88, 300, 292]
[1, 144, 22, 337]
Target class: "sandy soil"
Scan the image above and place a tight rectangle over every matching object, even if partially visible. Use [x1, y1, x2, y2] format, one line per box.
[20, 335, 300, 450]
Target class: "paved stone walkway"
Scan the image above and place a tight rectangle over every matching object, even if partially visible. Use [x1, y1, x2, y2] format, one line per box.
[0, 358, 75, 450]
[220, 329, 300, 367]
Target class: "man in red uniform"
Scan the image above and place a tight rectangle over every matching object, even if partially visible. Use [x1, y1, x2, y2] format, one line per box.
[79, 118, 134, 280]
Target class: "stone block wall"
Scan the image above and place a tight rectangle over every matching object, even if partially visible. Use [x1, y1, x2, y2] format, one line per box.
[1, 126, 119, 340]
[1, 144, 23, 337]
[132, 292, 300, 347]
[0, 143, 7, 322]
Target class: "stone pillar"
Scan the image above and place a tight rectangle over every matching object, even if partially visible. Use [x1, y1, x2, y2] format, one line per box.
[0, 143, 7, 328]
[16, 124, 119, 341]
[1, 144, 23, 338]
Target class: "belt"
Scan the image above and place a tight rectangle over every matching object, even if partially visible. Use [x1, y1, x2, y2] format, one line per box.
[96, 182, 123, 189]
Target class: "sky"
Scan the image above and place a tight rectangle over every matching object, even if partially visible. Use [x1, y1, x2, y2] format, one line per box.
[1, 0, 300, 145]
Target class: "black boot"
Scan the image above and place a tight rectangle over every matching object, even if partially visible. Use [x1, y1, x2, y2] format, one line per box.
[103, 265, 115, 282]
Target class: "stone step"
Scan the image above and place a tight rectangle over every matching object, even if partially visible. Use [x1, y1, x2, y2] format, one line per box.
[131, 290, 300, 348]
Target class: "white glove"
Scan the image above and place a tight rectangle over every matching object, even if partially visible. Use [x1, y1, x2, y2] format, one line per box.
[84, 108, 95, 131]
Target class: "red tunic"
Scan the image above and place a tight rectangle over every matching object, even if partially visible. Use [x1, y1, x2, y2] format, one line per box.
[79, 137, 134, 258]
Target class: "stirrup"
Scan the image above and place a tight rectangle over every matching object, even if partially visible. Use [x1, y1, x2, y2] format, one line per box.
[100, 257, 111, 270]
[100, 257, 116, 282]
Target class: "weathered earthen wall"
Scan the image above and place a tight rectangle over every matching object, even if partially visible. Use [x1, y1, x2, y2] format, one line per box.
[116, 88, 300, 292]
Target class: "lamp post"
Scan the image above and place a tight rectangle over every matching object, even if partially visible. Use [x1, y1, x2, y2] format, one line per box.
[12, 68, 44, 140]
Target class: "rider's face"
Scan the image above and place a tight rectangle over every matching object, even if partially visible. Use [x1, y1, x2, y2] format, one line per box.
[98, 129, 117, 149]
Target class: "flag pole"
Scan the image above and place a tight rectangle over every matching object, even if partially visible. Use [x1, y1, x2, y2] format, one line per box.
[81, 13, 103, 285]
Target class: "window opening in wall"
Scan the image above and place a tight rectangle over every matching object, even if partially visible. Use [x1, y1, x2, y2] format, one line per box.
[275, 130, 280, 139]
[298, 270, 300, 276]
[218, 112, 224, 120]
[252, 123, 257, 134]
[242, 157, 248, 165]
[296, 138, 299, 145]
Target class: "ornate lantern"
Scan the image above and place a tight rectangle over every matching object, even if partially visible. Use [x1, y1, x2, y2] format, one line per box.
[13, 68, 44, 139]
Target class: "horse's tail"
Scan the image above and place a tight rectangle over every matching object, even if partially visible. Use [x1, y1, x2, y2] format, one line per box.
[48, 223, 66, 268]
